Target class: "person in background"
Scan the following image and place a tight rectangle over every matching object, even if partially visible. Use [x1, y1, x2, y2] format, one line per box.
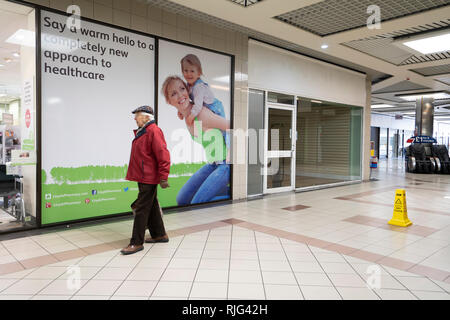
[121, 106, 171, 255]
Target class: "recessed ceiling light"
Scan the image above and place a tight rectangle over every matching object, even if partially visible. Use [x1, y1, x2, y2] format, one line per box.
[397, 92, 450, 101]
[12, 52, 20, 58]
[403, 32, 450, 55]
[6, 29, 35, 47]
[321, 44, 328, 49]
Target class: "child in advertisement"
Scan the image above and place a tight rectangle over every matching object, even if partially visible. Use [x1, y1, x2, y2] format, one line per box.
[177, 54, 230, 148]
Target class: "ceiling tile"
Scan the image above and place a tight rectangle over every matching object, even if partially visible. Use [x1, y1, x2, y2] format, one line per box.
[275, 0, 450, 36]
[372, 80, 430, 94]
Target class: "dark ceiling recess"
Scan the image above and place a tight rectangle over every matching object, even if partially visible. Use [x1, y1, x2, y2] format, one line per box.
[372, 75, 393, 85]
[275, 0, 450, 36]
[228, 0, 263, 7]
[372, 80, 430, 94]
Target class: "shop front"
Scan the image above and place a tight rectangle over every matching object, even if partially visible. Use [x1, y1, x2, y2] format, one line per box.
[247, 40, 368, 195]
[0, 0, 234, 234]
[0, 0, 37, 233]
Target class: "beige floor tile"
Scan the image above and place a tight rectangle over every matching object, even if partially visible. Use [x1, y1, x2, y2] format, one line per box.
[195, 269, 229, 283]
[229, 269, 263, 284]
[300, 285, 341, 300]
[93, 267, 133, 280]
[1, 279, 53, 295]
[152, 281, 192, 297]
[114, 280, 157, 297]
[265, 284, 303, 300]
[190, 282, 227, 299]
[412, 290, 450, 300]
[336, 287, 380, 300]
[373, 288, 418, 300]
[228, 283, 265, 299]
[75, 280, 122, 296]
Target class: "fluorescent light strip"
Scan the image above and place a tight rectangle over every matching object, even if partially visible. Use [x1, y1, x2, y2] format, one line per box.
[6, 29, 35, 47]
[371, 104, 397, 109]
[403, 33, 450, 54]
[398, 92, 450, 101]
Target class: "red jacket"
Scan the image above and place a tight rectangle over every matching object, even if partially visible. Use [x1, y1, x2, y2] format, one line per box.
[126, 121, 171, 184]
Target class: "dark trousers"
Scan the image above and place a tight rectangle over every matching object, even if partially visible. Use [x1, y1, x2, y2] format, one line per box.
[130, 183, 166, 246]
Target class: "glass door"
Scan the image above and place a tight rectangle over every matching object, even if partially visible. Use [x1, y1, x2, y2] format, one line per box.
[264, 104, 296, 193]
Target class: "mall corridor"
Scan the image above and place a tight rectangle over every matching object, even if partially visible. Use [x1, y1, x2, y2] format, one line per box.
[1, 0, 450, 306]
[0, 159, 449, 300]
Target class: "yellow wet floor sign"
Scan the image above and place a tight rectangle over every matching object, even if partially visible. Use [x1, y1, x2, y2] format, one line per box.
[388, 189, 412, 227]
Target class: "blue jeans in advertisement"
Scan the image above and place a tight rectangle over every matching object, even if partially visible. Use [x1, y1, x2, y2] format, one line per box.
[176, 162, 231, 205]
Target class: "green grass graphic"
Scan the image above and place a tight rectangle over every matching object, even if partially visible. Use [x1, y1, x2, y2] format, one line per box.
[50, 165, 129, 183]
[45, 162, 207, 184]
[41, 175, 191, 224]
[41, 162, 230, 225]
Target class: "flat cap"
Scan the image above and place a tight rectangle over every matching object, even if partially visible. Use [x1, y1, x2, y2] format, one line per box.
[132, 105, 154, 114]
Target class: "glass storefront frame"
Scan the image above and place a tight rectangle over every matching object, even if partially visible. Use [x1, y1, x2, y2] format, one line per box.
[0, 0, 39, 234]
[254, 87, 364, 195]
[263, 94, 297, 194]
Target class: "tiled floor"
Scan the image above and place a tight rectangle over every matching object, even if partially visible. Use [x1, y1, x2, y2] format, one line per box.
[0, 158, 449, 300]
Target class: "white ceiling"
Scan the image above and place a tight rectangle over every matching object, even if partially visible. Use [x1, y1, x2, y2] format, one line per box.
[148, 0, 450, 122]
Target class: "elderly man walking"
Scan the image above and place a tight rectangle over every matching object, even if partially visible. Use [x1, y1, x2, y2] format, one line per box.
[121, 106, 171, 255]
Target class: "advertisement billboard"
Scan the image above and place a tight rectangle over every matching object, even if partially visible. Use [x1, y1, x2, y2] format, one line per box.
[157, 39, 232, 208]
[41, 10, 156, 224]
[40, 11, 233, 225]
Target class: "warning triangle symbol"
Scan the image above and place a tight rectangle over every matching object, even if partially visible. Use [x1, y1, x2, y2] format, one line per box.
[395, 199, 402, 204]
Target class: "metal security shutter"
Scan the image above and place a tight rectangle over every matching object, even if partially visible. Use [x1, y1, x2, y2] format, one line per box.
[296, 102, 352, 180]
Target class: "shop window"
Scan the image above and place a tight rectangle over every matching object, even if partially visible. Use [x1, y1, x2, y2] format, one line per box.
[295, 98, 362, 188]
[0, 0, 37, 233]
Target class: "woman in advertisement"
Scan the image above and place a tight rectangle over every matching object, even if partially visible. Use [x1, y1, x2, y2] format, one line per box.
[161, 76, 230, 205]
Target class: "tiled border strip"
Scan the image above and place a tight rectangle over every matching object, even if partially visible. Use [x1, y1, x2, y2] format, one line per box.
[344, 215, 439, 237]
[223, 219, 450, 284]
[335, 186, 450, 217]
[282, 205, 311, 211]
[0, 221, 229, 276]
[1, 218, 449, 286]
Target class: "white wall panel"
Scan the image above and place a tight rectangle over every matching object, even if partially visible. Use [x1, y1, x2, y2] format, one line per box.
[248, 40, 366, 107]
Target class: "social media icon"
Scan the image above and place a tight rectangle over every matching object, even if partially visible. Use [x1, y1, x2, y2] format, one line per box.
[92, 190, 97, 195]
[45, 193, 52, 200]
[45, 202, 52, 208]
[85, 198, 91, 204]
[124, 187, 129, 192]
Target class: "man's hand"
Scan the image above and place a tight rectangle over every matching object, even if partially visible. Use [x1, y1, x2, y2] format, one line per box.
[177, 111, 184, 120]
[186, 114, 196, 126]
[160, 179, 169, 189]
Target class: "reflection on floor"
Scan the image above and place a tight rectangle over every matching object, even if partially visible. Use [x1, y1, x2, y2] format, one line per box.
[0, 210, 23, 232]
[0, 158, 448, 300]
[295, 176, 344, 188]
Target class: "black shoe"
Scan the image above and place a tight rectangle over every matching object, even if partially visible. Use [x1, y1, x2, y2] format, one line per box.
[145, 235, 169, 243]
